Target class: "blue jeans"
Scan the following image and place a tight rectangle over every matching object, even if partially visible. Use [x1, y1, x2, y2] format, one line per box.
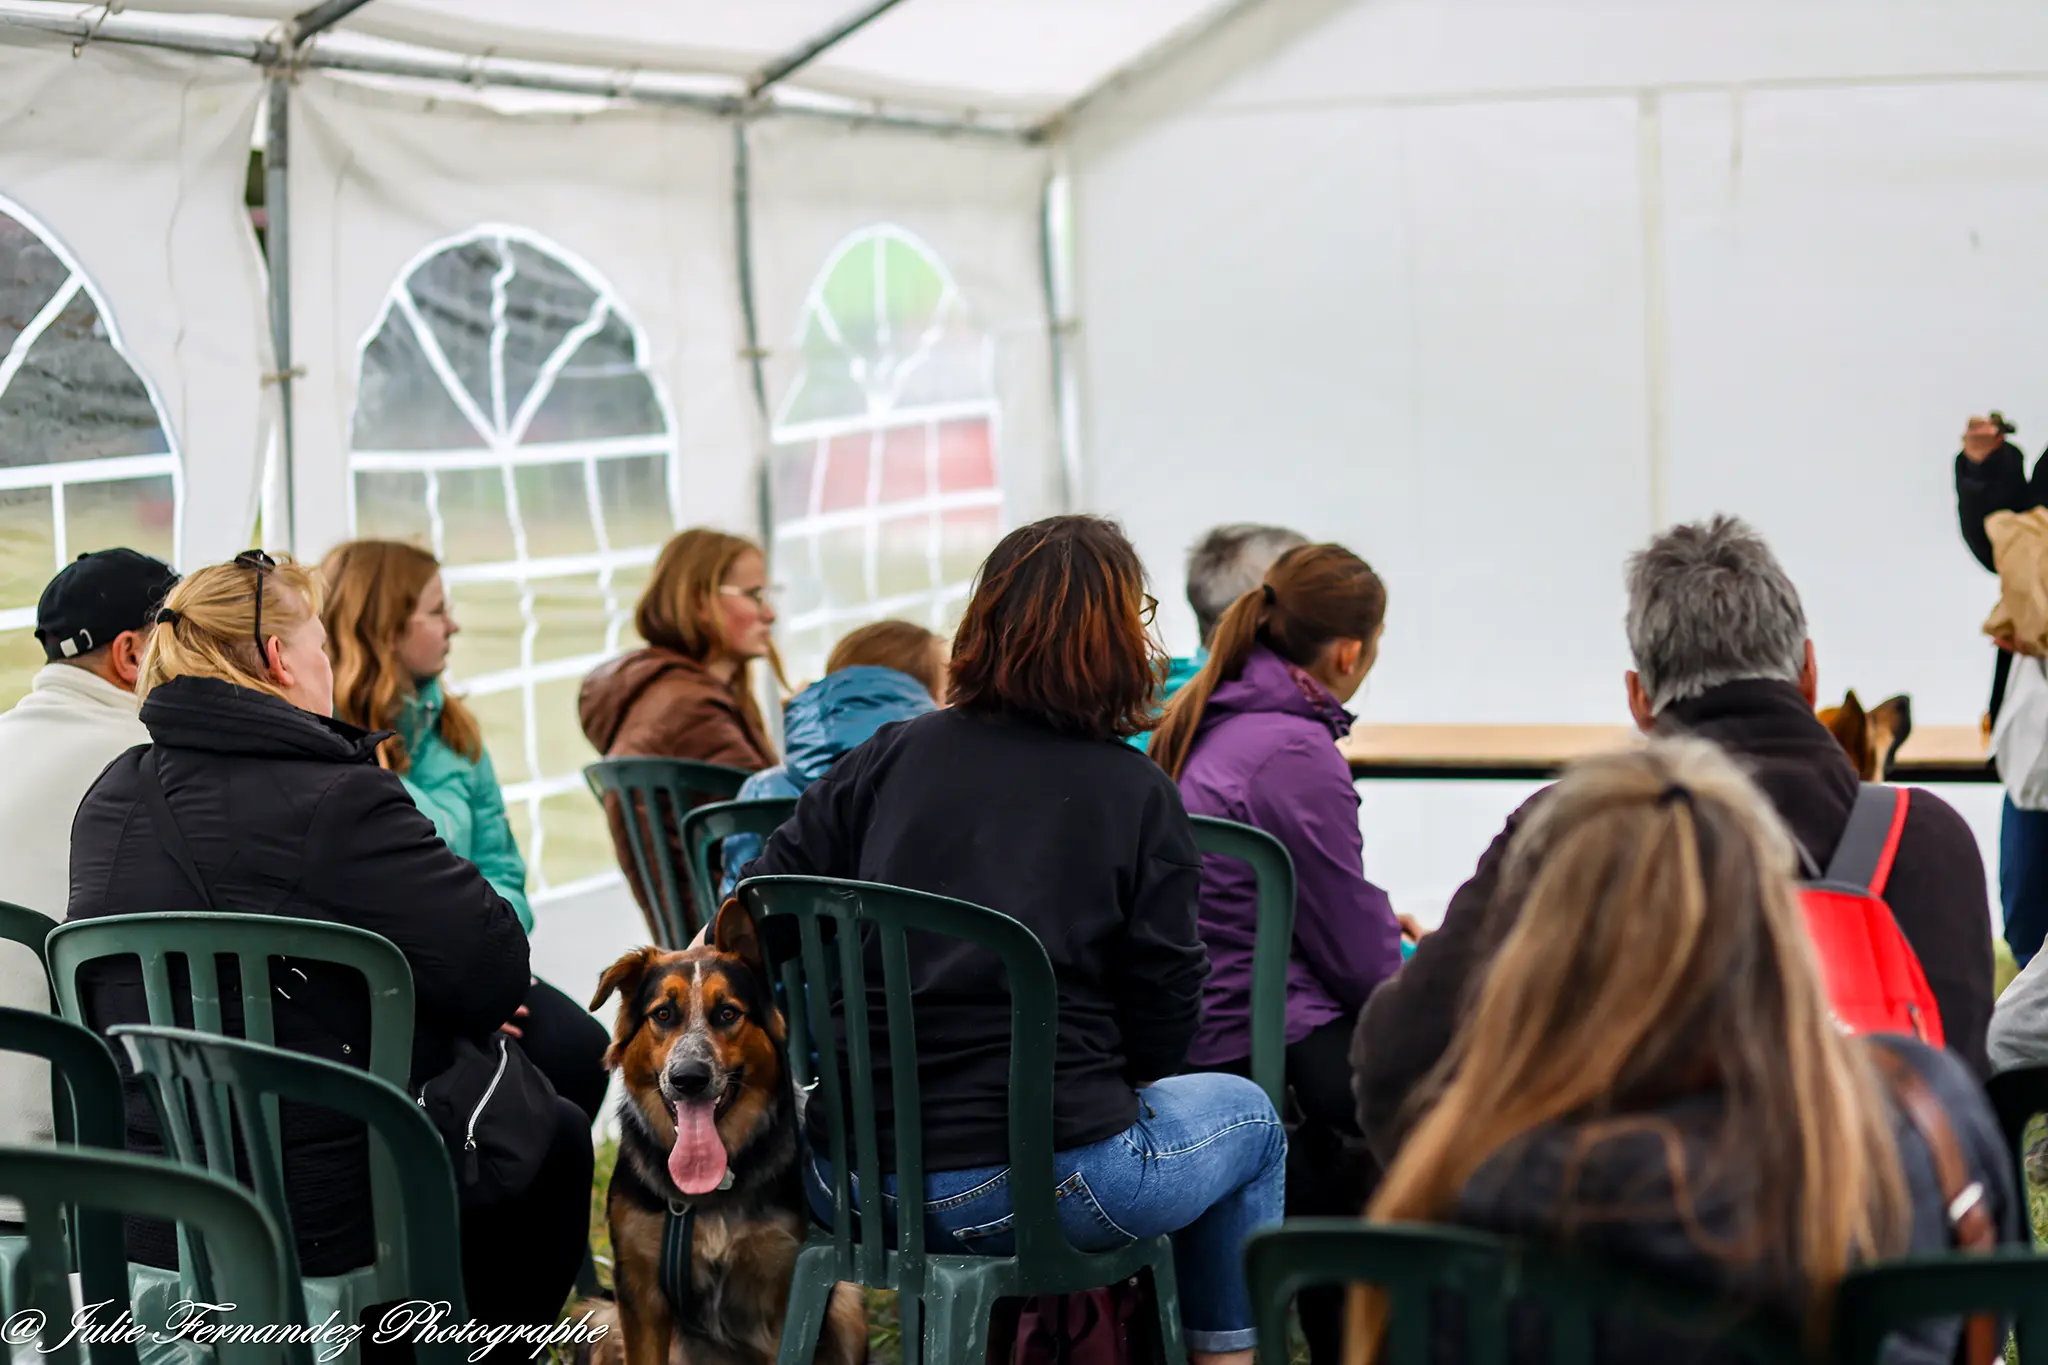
[2003, 798, 2048, 964]
[804, 1071, 1285, 1353]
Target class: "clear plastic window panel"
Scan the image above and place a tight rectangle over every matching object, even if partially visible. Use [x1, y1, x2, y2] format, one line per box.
[769, 226, 1005, 685]
[349, 228, 680, 900]
[0, 198, 180, 711]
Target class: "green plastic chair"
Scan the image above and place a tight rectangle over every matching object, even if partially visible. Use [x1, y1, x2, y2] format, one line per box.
[678, 797, 799, 924]
[1188, 817, 1297, 1113]
[115, 1025, 472, 1364]
[739, 875, 1188, 1365]
[46, 912, 415, 1356]
[0, 1146, 296, 1365]
[1243, 1220, 1805, 1365]
[585, 757, 753, 946]
[1984, 1065, 2048, 1245]
[1833, 1251, 2048, 1364]
[0, 900, 57, 1005]
[0, 1006, 128, 1311]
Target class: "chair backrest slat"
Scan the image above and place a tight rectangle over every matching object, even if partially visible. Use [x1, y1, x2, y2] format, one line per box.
[879, 922, 924, 1270]
[586, 758, 751, 946]
[833, 914, 887, 1286]
[794, 910, 854, 1266]
[1188, 816, 1297, 1113]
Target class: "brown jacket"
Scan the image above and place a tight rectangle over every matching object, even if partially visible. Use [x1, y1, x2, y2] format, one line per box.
[579, 647, 776, 938]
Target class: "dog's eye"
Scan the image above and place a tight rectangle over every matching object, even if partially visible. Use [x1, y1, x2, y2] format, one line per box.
[711, 1003, 742, 1028]
[649, 1003, 678, 1028]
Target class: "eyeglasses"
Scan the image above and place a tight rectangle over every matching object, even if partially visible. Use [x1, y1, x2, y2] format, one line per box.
[1141, 594, 1158, 627]
[235, 549, 275, 653]
[718, 584, 780, 609]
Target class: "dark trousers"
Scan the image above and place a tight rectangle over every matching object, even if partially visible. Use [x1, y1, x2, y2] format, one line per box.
[2003, 798, 2048, 965]
[518, 976, 611, 1124]
[1211, 1017, 1372, 1365]
[459, 1096, 595, 1354]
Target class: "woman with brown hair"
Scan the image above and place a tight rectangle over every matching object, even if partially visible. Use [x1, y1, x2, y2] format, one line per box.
[744, 515, 1284, 1365]
[579, 528, 782, 932]
[66, 552, 592, 1345]
[1351, 739, 2015, 1365]
[1152, 543, 1404, 1365]
[320, 539, 610, 1123]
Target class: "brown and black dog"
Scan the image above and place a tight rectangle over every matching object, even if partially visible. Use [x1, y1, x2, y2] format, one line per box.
[585, 902, 865, 1365]
[1819, 690, 1913, 782]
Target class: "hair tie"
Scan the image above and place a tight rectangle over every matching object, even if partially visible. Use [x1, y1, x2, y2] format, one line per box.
[154, 607, 181, 627]
[1261, 583, 1276, 606]
[1657, 783, 1693, 808]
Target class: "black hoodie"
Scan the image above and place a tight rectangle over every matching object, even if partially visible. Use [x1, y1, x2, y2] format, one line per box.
[66, 675, 529, 1273]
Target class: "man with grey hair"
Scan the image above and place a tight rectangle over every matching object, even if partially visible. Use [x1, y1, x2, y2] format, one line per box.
[1352, 515, 1994, 1168]
[1130, 523, 1308, 751]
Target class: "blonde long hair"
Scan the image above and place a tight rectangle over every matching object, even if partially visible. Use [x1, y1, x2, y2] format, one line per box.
[319, 540, 482, 774]
[1350, 739, 1909, 1360]
[140, 552, 320, 702]
[635, 528, 787, 743]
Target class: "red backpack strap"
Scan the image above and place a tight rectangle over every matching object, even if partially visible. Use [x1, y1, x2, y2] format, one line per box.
[1822, 785, 1911, 897]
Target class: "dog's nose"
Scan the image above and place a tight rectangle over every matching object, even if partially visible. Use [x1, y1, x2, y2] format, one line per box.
[672, 1062, 715, 1100]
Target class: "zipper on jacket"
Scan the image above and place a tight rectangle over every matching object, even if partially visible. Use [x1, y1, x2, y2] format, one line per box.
[467, 1037, 511, 1152]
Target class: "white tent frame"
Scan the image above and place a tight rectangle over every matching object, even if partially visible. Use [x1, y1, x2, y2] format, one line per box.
[0, 0, 1257, 552]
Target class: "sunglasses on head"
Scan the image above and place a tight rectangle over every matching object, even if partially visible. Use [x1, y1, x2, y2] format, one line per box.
[235, 550, 276, 655]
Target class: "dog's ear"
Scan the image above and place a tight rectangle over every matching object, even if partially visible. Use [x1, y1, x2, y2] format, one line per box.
[1820, 691, 1872, 779]
[590, 946, 659, 1013]
[1870, 695, 1913, 777]
[713, 898, 766, 980]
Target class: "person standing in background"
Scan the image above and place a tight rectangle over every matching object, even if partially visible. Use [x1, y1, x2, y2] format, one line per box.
[1957, 414, 2048, 963]
[0, 549, 177, 1221]
[321, 539, 610, 1123]
[1131, 524, 1307, 751]
[579, 528, 782, 939]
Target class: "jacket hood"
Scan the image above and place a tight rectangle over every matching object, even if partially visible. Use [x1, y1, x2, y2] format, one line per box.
[578, 647, 715, 752]
[1198, 644, 1354, 741]
[782, 666, 937, 785]
[141, 675, 386, 764]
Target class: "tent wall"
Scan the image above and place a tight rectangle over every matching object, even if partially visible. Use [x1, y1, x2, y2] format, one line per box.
[0, 30, 271, 597]
[1067, 0, 2048, 916]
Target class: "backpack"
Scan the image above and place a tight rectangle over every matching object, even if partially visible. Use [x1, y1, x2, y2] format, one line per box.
[994, 1280, 1153, 1365]
[1798, 785, 1945, 1048]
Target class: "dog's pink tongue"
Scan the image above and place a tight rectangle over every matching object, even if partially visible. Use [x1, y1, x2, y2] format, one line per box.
[669, 1102, 728, 1195]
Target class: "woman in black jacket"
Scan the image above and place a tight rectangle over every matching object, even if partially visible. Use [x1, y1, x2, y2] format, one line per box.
[1958, 413, 2048, 965]
[744, 516, 1282, 1365]
[1353, 738, 2016, 1365]
[66, 551, 591, 1343]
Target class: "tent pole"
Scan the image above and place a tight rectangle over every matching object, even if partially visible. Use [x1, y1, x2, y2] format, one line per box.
[732, 119, 775, 553]
[264, 76, 298, 552]
[749, 0, 910, 97]
[291, 0, 377, 43]
[1039, 166, 1082, 513]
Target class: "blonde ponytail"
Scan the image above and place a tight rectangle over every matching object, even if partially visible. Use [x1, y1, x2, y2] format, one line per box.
[140, 553, 321, 703]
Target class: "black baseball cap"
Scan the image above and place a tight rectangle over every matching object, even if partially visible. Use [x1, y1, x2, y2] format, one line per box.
[35, 549, 180, 662]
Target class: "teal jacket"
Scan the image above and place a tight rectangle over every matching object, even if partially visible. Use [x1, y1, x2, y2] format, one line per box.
[1128, 651, 1208, 752]
[394, 679, 533, 933]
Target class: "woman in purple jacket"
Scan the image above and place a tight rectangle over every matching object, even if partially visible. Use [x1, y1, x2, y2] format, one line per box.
[1150, 542, 1403, 1365]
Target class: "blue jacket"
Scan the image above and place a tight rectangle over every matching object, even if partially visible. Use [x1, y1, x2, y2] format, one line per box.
[720, 666, 936, 892]
[1127, 651, 1207, 751]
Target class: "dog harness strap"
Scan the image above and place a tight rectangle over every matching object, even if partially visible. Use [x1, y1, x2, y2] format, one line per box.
[660, 1204, 696, 1323]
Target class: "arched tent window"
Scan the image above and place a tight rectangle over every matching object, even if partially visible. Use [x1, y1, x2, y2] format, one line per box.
[768, 226, 1003, 681]
[349, 226, 678, 900]
[0, 197, 180, 710]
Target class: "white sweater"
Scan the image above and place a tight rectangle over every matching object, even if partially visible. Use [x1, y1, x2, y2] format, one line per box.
[0, 664, 149, 1204]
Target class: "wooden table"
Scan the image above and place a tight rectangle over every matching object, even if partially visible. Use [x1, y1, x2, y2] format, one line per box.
[1340, 724, 1995, 783]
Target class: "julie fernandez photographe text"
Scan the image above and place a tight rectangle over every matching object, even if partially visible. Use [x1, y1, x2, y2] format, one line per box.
[4, 1298, 611, 1361]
